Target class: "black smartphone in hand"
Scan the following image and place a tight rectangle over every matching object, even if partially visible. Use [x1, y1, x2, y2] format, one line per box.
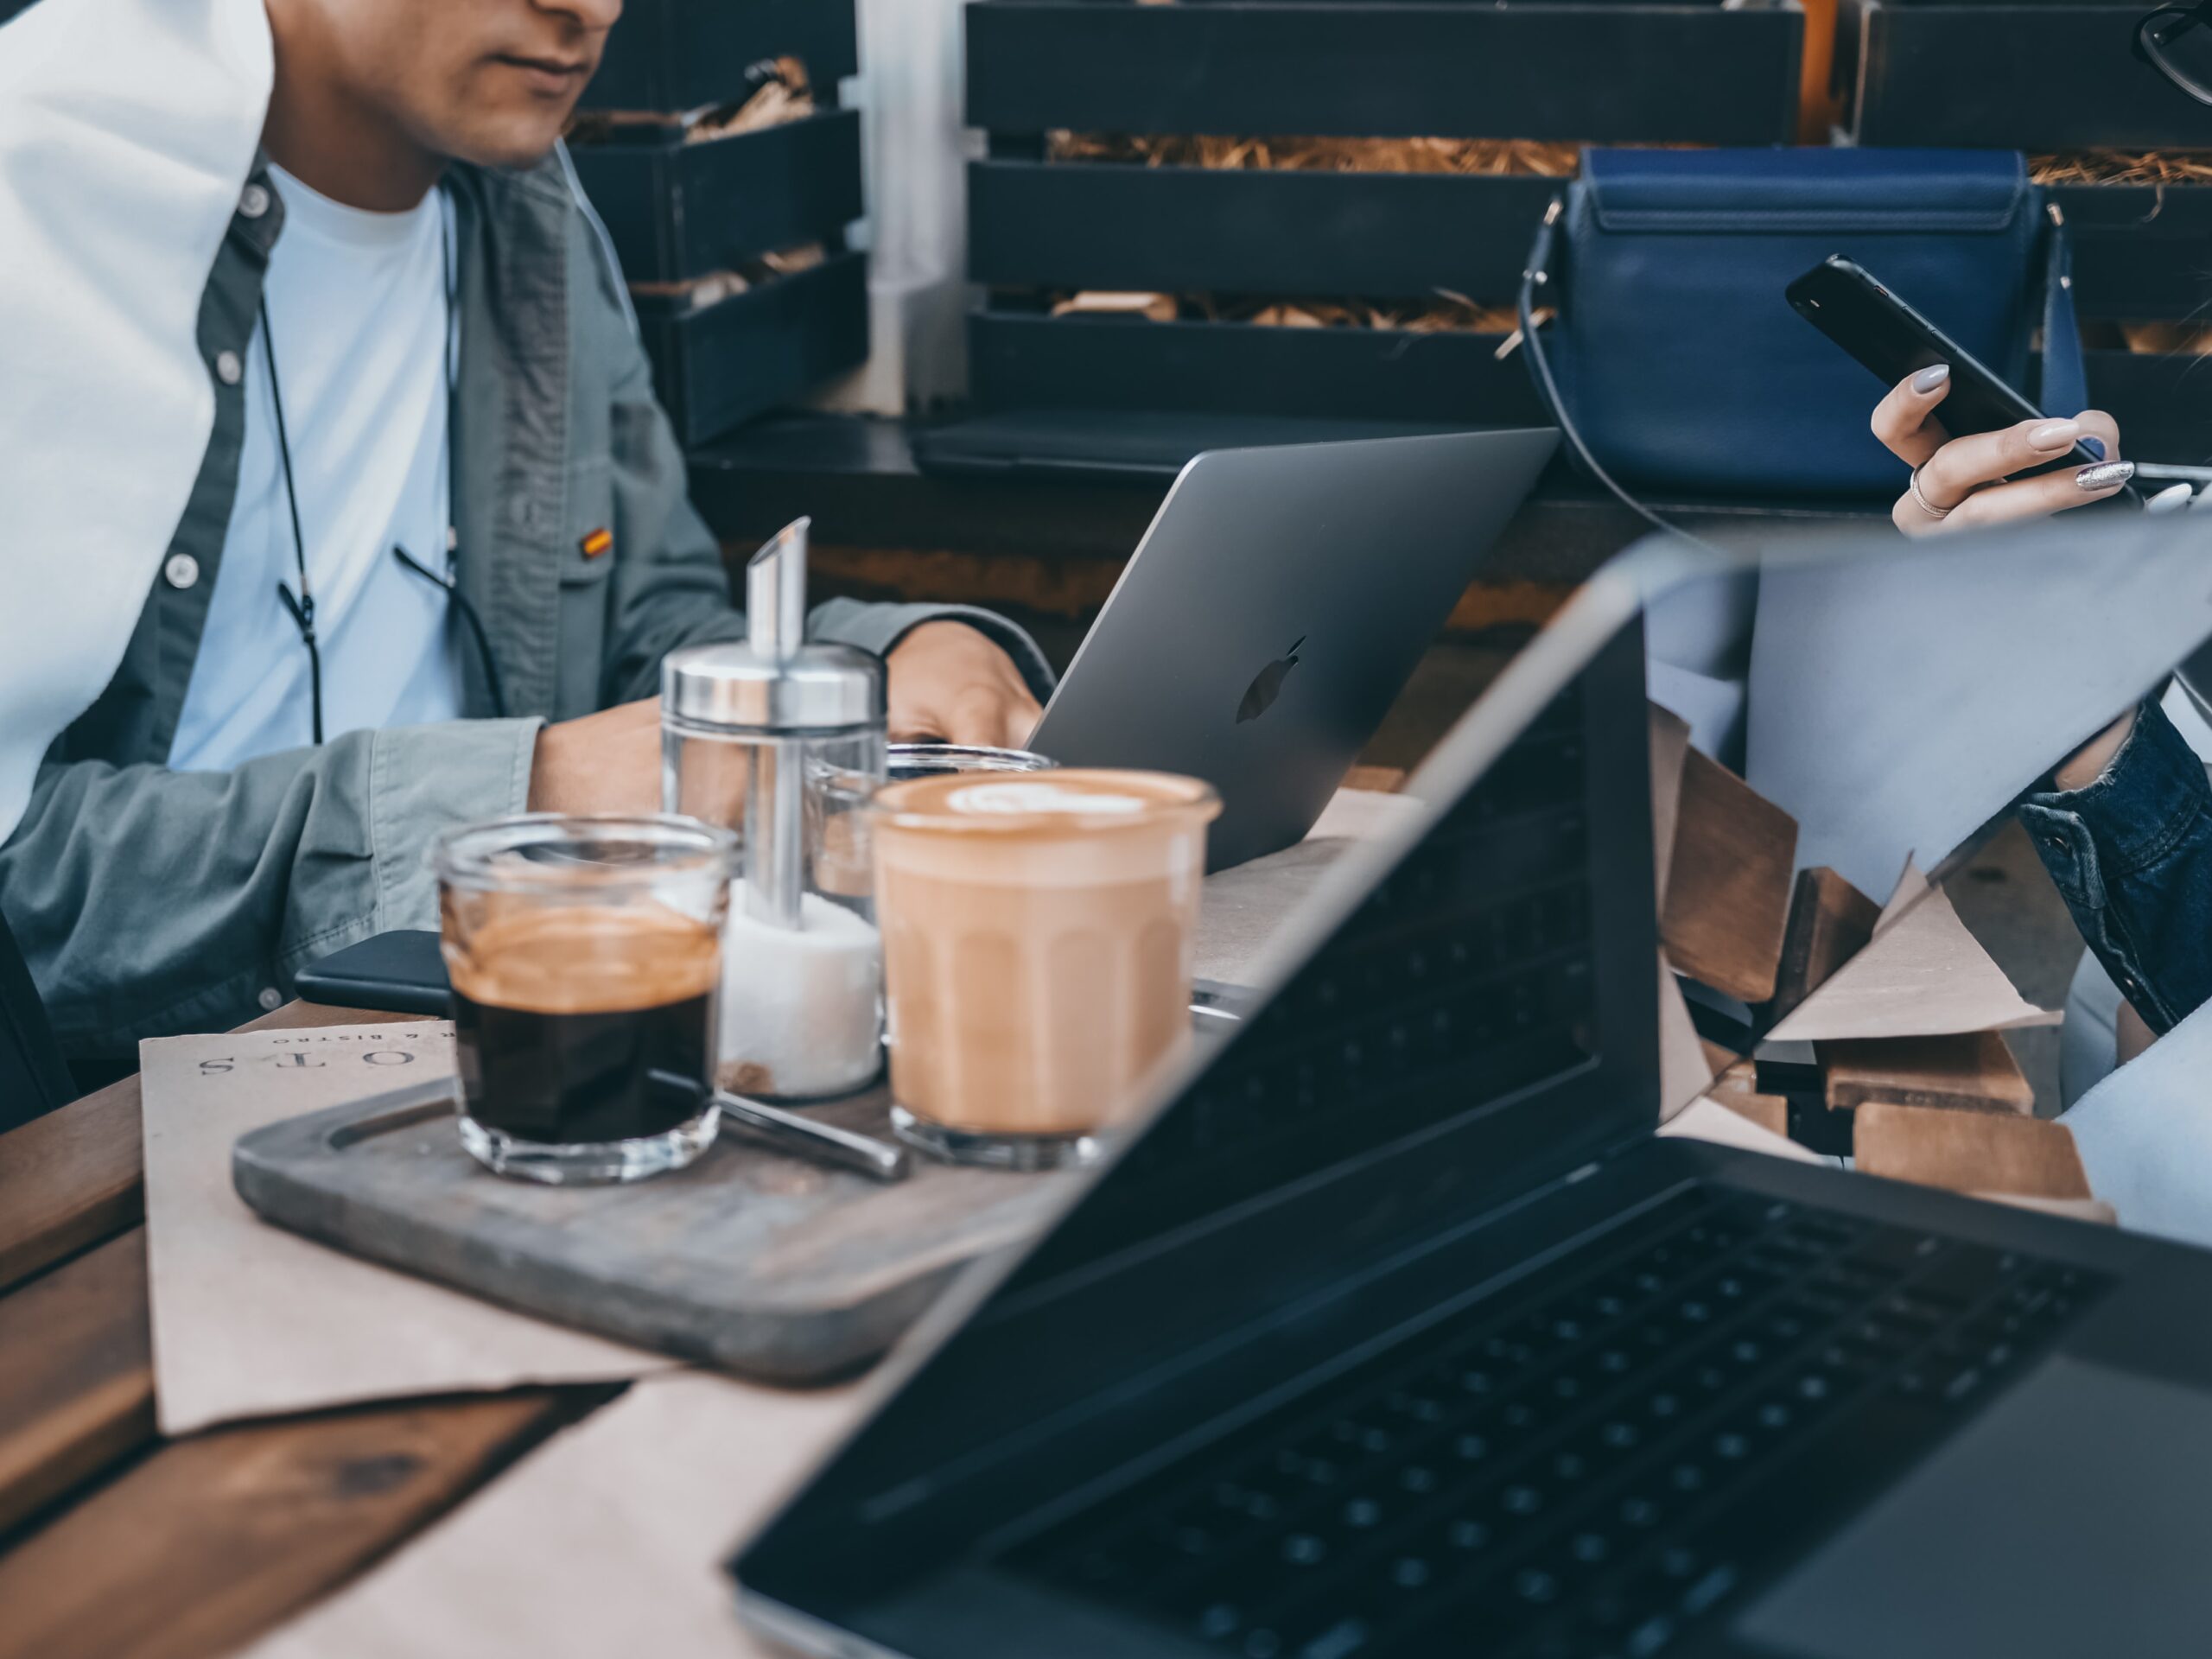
[1786, 255, 2141, 503]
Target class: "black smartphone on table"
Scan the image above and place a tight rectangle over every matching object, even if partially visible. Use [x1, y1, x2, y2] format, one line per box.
[294, 929, 450, 1015]
[1786, 255, 2143, 505]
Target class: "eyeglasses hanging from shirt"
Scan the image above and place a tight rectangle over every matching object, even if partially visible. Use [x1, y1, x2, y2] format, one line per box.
[257, 181, 508, 746]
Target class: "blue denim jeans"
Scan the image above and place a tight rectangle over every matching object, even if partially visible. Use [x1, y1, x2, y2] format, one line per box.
[2019, 696, 2212, 1034]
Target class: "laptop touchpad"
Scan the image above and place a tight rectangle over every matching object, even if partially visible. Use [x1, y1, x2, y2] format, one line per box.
[1735, 1354, 2212, 1659]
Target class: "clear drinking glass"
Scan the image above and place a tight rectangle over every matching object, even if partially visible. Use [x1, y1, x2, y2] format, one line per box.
[887, 743, 1058, 783]
[434, 815, 738, 1185]
[871, 769, 1221, 1169]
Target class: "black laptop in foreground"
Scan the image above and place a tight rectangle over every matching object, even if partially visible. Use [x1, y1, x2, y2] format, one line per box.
[734, 524, 2212, 1659]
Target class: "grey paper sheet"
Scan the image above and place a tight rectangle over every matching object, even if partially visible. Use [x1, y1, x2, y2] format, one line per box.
[1765, 861, 2057, 1044]
[2064, 997, 2212, 1247]
[1743, 516, 2212, 897]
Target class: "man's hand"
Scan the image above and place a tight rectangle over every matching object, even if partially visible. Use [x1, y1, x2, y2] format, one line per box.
[527, 698, 662, 815]
[887, 621, 1044, 748]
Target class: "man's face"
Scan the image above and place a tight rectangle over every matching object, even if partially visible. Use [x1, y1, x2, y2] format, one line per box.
[319, 0, 623, 170]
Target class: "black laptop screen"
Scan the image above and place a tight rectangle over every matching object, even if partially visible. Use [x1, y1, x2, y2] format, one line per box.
[1001, 618, 1654, 1302]
[739, 616, 1661, 1606]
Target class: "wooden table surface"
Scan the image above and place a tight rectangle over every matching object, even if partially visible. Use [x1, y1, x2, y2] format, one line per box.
[0, 1002, 623, 1659]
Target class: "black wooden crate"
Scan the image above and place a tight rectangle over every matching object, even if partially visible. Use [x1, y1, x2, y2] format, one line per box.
[965, 0, 1803, 429]
[1842, 0, 2212, 149]
[639, 251, 870, 446]
[582, 0, 861, 111]
[572, 111, 864, 284]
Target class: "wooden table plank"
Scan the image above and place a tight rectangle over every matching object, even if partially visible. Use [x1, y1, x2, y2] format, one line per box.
[0, 1006, 424, 1296]
[0, 1231, 156, 1536]
[0, 1389, 598, 1659]
[0, 1078, 143, 1297]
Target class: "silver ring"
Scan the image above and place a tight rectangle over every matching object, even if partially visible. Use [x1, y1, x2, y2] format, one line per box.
[1910, 467, 1954, 520]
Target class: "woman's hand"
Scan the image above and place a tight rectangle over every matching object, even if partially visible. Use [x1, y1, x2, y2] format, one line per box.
[1871, 365, 2133, 537]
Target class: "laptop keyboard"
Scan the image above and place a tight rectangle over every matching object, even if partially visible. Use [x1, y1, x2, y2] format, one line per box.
[1008, 1186, 2105, 1659]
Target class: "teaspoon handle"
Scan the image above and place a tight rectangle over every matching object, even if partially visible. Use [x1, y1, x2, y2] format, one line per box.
[713, 1090, 911, 1183]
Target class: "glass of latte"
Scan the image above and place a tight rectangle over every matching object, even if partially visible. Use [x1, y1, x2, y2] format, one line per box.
[870, 770, 1220, 1169]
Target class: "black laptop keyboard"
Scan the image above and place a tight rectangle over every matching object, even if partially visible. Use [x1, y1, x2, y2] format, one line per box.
[1010, 1186, 2105, 1659]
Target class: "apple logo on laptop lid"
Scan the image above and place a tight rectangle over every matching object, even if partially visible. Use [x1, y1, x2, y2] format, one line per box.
[1236, 637, 1305, 725]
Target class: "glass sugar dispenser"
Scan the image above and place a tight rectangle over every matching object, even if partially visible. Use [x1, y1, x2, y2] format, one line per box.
[662, 518, 887, 1099]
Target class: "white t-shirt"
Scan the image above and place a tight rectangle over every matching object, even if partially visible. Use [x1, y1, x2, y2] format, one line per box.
[168, 162, 465, 771]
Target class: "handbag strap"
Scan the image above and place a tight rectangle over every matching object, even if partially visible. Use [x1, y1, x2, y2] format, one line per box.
[2035, 200, 2088, 421]
[1518, 197, 1724, 557]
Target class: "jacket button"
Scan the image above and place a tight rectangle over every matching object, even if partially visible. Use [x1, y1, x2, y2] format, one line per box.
[238, 182, 271, 219]
[163, 553, 200, 591]
[257, 986, 284, 1012]
[215, 350, 244, 386]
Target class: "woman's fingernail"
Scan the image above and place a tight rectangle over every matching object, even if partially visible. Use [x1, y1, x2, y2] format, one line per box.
[2147, 482, 2194, 515]
[2079, 436, 2107, 461]
[2031, 420, 2082, 449]
[2076, 461, 2137, 491]
[1912, 364, 1951, 393]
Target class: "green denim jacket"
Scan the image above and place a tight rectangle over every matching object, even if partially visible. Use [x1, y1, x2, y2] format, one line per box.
[4, 150, 1047, 1071]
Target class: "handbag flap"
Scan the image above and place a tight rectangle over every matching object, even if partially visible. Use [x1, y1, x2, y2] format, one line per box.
[1585, 148, 2028, 233]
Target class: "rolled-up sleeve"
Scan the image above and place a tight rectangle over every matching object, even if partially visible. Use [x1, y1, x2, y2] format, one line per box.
[0, 717, 540, 1062]
[2019, 696, 2212, 1033]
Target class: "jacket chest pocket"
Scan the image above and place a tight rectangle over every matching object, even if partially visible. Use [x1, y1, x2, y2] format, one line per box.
[553, 461, 617, 718]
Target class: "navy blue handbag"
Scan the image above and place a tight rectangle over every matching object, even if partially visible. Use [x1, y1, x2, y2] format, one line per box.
[1519, 148, 2088, 501]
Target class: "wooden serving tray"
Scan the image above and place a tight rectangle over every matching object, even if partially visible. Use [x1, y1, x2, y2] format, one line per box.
[232, 1078, 1075, 1385]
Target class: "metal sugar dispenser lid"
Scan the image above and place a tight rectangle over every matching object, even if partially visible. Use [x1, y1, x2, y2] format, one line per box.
[661, 518, 885, 930]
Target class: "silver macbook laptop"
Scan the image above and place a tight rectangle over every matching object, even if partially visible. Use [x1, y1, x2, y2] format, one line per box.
[1028, 428, 1559, 870]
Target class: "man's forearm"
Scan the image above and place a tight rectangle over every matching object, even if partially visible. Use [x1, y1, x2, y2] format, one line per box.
[1, 717, 539, 1058]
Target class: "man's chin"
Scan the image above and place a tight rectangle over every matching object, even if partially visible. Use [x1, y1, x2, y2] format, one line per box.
[441, 115, 577, 173]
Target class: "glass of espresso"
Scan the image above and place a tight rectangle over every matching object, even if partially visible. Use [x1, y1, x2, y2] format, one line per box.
[433, 816, 738, 1185]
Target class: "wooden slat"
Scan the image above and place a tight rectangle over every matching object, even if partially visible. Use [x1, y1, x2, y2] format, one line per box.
[969, 310, 1548, 426]
[1854, 1101, 2092, 1201]
[1648, 703, 1692, 913]
[0, 1004, 420, 1295]
[1341, 766, 1408, 797]
[1768, 867, 1879, 1020]
[812, 542, 1567, 639]
[1853, 3, 2212, 150]
[969, 159, 1558, 302]
[967, 2, 1803, 144]
[0, 1390, 585, 1659]
[1707, 1060, 1792, 1142]
[0, 1232, 155, 1535]
[1820, 1032, 2036, 1116]
[0, 1080, 143, 1298]
[1658, 748, 1798, 1006]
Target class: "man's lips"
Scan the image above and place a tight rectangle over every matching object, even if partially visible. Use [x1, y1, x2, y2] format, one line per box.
[493, 53, 594, 93]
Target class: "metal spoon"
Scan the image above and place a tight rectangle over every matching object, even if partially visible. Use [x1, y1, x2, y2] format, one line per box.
[714, 1089, 910, 1183]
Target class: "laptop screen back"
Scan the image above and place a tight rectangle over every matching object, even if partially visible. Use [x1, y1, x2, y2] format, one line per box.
[740, 605, 1660, 1617]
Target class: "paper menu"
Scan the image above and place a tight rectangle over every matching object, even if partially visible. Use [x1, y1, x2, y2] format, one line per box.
[139, 1021, 671, 1435]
